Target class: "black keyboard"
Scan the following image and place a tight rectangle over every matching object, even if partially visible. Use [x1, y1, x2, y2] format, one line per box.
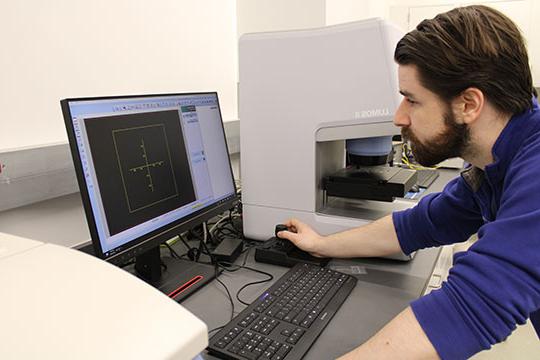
[207, 263, 357, 360]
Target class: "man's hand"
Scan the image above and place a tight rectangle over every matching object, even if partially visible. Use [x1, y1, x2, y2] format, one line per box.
[276, 218, 327, 257]
[276, 215, 403, 259]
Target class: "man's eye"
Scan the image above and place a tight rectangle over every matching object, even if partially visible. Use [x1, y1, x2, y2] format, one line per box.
[407, 98, 417, 105]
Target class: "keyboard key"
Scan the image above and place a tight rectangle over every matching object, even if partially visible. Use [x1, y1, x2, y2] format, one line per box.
[280, 328, 292, 337]
[214, 340, 226, 348]
[277, 344, 291, 356]
[286, 336, 298, 344]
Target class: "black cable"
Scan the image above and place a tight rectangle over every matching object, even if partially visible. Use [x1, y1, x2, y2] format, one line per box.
[227, 209, 240, 236]
[200, 222, 236, 335]
[205, 261, 274, 334]
[208, 204, 243, 244]
[216, 258, 274, 306]
[232, 265, 274, 306]
[178, 234, 193, 252]
[208, 325, 226, 336]
[229, 204, 244, 235]
[214, 275, 235, 321]
[164, 242, 181, 259]
[217, 226, 239, 236]
[177, 251, 189, 260]
[199, 219, 274, 336]
[195, 228, 207, 262]
[178, 233, 203, 261]
[199, 225, 219, 266]
[240, 245, 250, 267]
[120, 259, 135, 268]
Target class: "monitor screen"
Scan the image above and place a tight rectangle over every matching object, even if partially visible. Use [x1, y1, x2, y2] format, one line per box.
[62, 93, 237, 267]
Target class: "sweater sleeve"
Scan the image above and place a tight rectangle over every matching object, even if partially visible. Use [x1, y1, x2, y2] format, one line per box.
[393, 175, 484, 255]
[409, 147, 540, 359]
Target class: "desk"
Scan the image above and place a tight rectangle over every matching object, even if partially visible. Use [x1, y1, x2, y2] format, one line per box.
[0, 197, 440, 359]
[186, 247, 439, 359]
[0, 169, 457, 358]
[0, 192, 89, 247]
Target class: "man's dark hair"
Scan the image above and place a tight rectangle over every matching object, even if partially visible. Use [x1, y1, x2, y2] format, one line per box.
[394, 5, 535, 115]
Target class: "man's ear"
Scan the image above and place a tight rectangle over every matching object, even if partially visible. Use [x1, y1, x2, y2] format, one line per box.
[452, 87, 484, 125]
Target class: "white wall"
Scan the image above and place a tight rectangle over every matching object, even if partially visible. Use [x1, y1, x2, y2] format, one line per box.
[0, 0, 238, 151]
[325, 0, 389, 25]
[237, 0, 326, 36]
[326, 0, 539, 86]
[386, 0, 539, 86]
[531, 1, 540, 87]
[3, 1, 535, 149]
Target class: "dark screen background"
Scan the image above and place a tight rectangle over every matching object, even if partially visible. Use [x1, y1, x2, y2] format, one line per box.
[84, 110, 196, 236]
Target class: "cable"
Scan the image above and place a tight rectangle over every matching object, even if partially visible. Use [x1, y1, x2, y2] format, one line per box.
[232, 265, 274, 306]
[164, 242, 181, 259]
[229, 210, 239, 232]
[194, 221, 212, 259]
[200, 221, 236, 335]
[205, 263, 274, 335]
[200, 222, 272, 333]
[208, 325, 226, 336]
[199, 214, 275, 337]
[401, 142, 439, 170]
[209, 207, 244, 244]
[208, 215, 230, 236]
[240, 244, 251, 267]
[214, 275, 235, 321]
[120, 259, 135, 268]
[178, 234, 193, 253]
[216, 254, 274, 307]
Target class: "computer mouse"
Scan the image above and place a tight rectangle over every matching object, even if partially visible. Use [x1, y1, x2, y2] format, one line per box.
[274, 224, 294, 250]
[275, 224, 289, 237]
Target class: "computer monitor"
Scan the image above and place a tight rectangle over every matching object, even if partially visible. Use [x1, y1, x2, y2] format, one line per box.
[62, 92, 237, 301]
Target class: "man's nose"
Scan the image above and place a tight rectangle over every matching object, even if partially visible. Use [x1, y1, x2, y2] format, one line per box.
[394, 100, 410, 127]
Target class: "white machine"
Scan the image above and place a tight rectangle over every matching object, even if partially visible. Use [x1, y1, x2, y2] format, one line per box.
[240, 18, 414, 254]
[0, 233, 208, 359]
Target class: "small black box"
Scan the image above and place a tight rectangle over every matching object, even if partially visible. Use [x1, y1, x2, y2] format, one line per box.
[213, 238, 244, 264]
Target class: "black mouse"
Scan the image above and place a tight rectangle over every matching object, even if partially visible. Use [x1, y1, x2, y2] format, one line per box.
[275, 224, 289, 238]
[274, 224, 294, 251]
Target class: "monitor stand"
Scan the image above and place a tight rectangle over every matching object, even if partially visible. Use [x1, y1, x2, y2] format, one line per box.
[135, 246, 218, 302]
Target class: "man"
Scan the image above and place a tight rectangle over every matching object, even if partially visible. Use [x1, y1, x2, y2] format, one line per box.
[278, 5, 540, 359]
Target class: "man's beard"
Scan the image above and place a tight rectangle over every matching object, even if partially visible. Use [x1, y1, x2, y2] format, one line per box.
[401, 107, 470, 167]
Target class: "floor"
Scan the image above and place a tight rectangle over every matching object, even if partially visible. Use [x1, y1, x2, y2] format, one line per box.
[472, 321, 539, 359]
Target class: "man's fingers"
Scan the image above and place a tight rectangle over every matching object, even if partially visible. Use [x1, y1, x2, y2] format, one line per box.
[285, 218, 302, 229]
[277, 230, 299, 244]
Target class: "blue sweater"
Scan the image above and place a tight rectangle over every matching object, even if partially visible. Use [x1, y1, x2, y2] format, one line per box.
[393, 99, 540, 359]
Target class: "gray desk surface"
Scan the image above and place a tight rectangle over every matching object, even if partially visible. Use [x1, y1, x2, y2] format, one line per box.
[0, 169, 459, 359]
[0, 192, 90, 247]
[187, 247, 439, 359]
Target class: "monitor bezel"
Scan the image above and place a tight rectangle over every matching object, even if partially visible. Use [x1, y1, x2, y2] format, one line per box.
[61, 92, 238, 266]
